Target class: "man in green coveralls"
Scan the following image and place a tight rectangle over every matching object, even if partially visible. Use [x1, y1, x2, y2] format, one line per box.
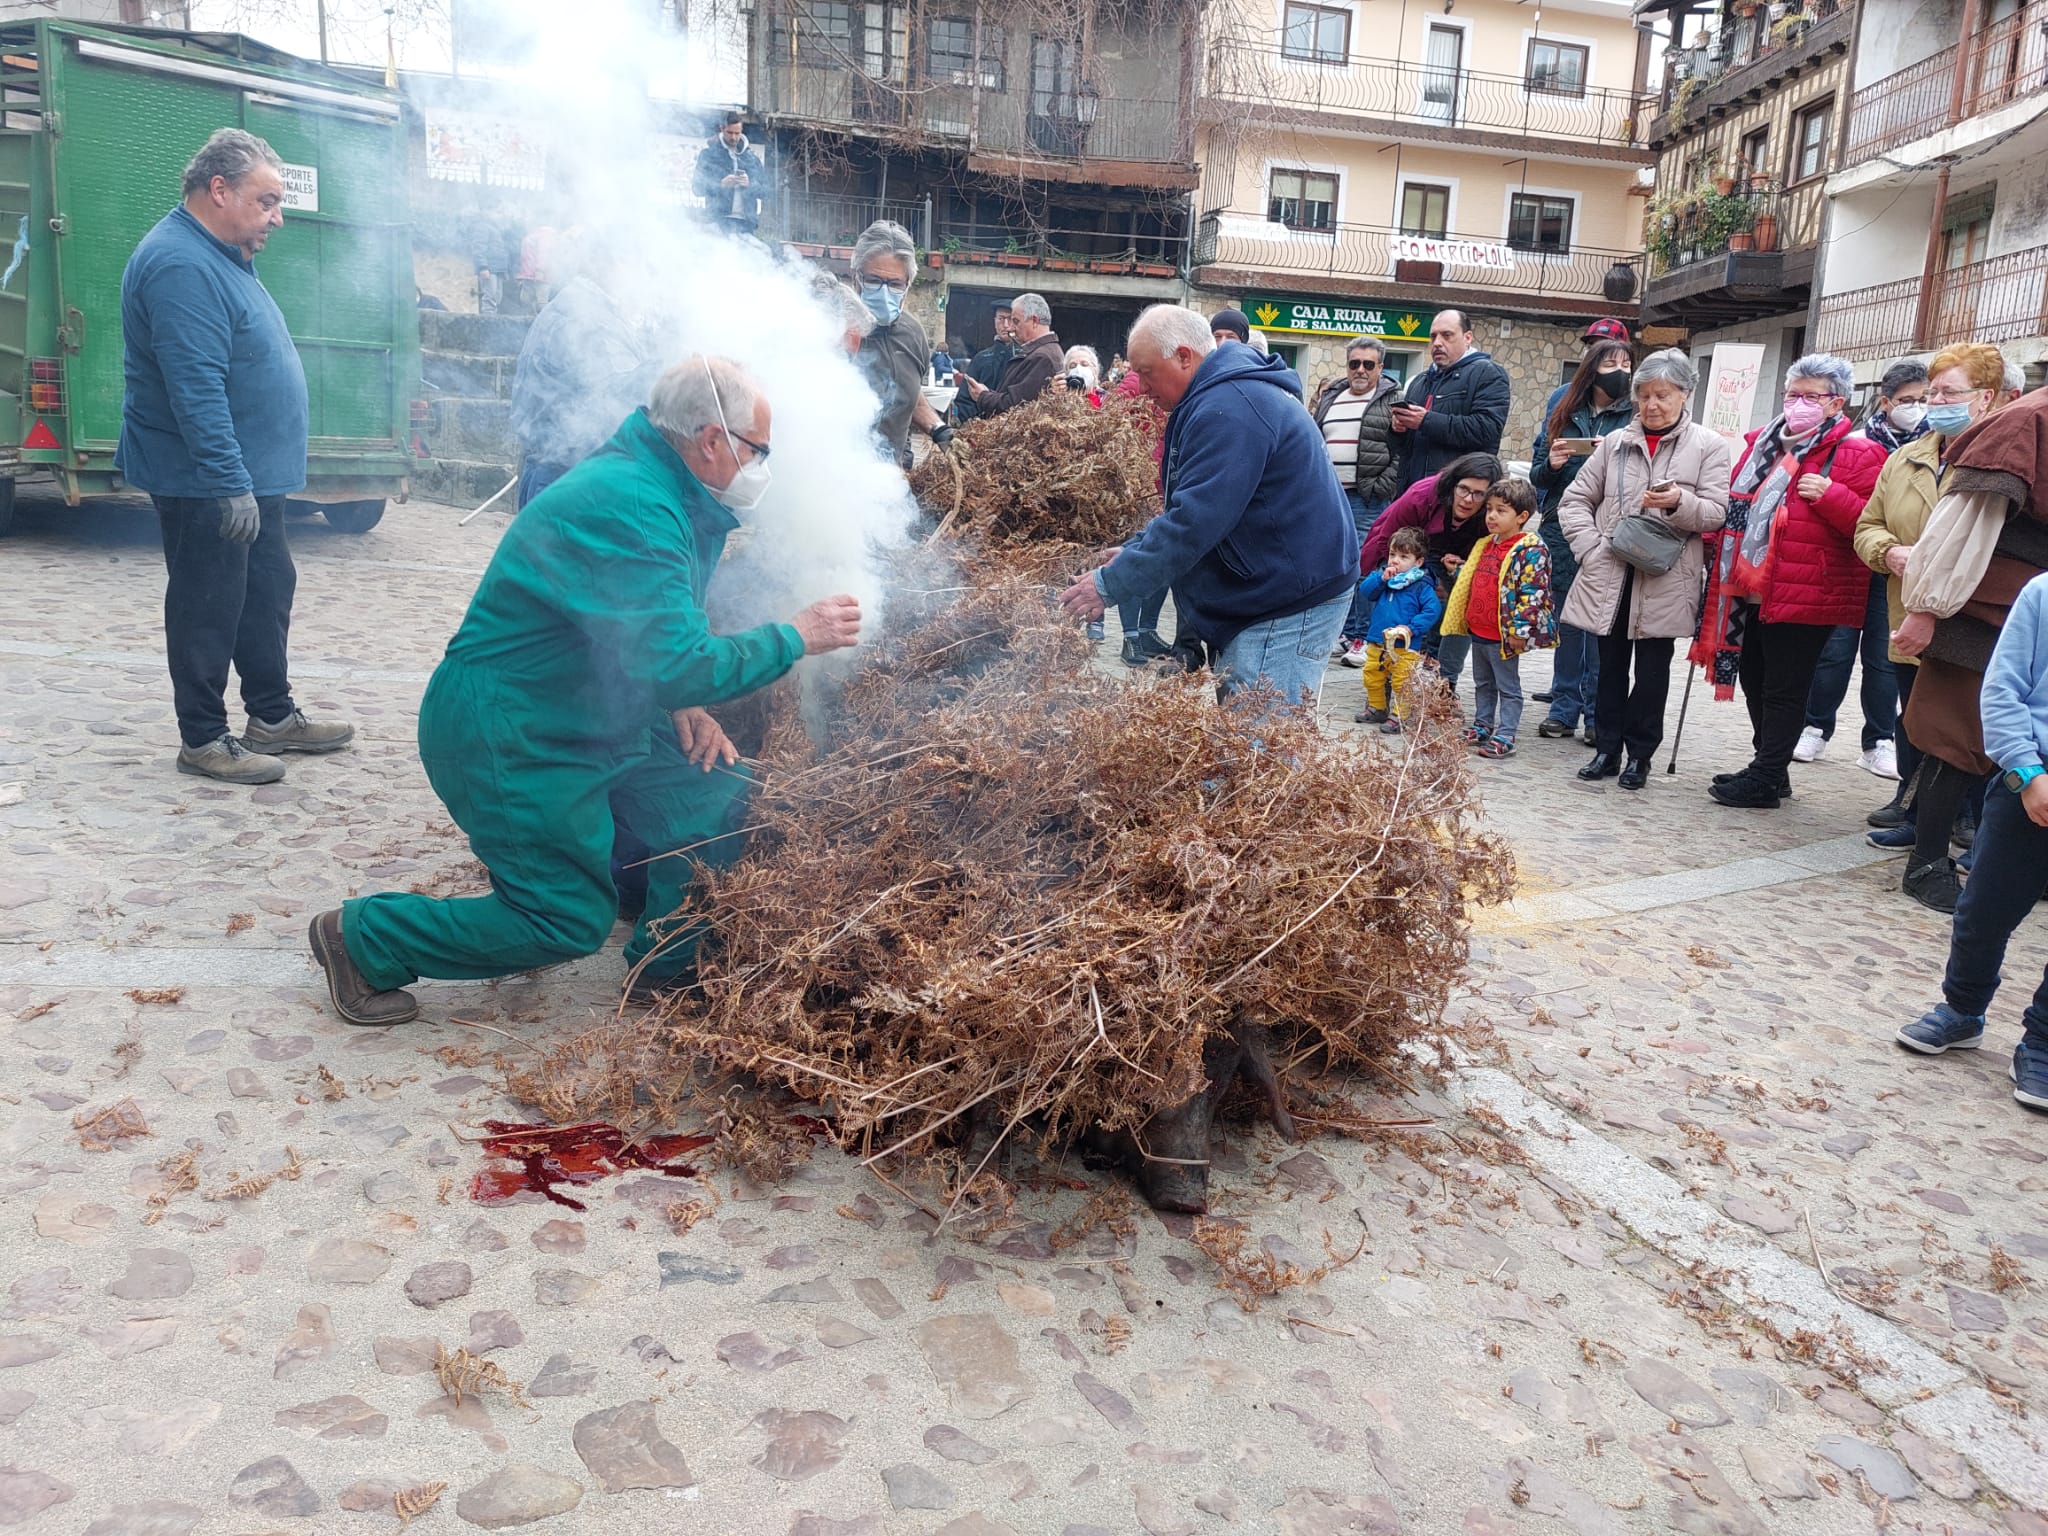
[308, 356, 862, 1026]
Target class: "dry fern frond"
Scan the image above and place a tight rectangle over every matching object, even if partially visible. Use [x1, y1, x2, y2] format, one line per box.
[394, 1480, 447, 1525]
[1190, 1219, 1368, 1312]
[125, 987, 185, 1006]
[73, 1098, 149, 1152]
[434, 1345, 530, 1409]
[225, 913, 255, 936]
[316, 1065, 348, 1101]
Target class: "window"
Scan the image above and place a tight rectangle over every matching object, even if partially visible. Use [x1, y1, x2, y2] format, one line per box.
[1029, 34, 1077, 117]
[1269, 168, 1338, 231]
[788, 0, 854, 61]
[1507, 193, 1574, 252]
[861, 2, 907, 81]
[1525, 38, 1588, 96]
[1789, 99, 1832, 184]
[927, 15, 1004, 89]
[1282, 2, 1351, 64]
[1741, 126, 1770, 178]
[1399, 182, 1450, 239]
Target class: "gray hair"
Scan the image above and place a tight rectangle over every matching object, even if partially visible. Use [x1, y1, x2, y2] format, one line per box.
[1130, 304, 1216, 358]
[1634, 347, 1698, 396]
[1247, 329, 1270, 355]
[648, 356, 761, 444]
[1346, 336, 1387, 361]
[1011, 292, 1051, 326]
[851, 220, 918, 285]
[181, 128, 284, 197]
[1063, 344, 1100, 372]
[2004, 359, 2026, 395]
[1785, 352, 1855, 399]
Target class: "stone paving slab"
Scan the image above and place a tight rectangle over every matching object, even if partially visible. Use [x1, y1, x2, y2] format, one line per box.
[2, 488, 2041, 1534]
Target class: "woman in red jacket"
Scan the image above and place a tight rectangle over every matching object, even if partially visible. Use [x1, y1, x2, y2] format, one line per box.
[1704, 354, 1887, 808]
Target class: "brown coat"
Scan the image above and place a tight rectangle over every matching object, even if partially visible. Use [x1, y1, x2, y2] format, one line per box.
[1556, 416, 1732, 640]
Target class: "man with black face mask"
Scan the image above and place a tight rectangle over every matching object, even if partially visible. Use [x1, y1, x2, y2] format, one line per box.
[307, 357, 863, 1026]
[849, 220, 950, 467]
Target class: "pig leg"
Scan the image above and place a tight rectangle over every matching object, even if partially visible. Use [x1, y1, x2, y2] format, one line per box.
[1230, 1020, 1300, 1142]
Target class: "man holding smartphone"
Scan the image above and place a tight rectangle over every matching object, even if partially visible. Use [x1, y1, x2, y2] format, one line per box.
[1391, 310, 1511, 492]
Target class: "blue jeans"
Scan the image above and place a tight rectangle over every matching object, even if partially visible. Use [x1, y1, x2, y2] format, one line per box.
[1435, 632, 1472, 690]
[1805, 572, 1897, 749]
[1943, 780, 2048, 1049]
[1340, 490, 1389, 642]
[1470, 641, 1524, 743]
[1217, 590, 1352, 708]
[1546, 622, 1600, 732]
[1118, 588, 1167, 637]
[518, 459, 571, 510]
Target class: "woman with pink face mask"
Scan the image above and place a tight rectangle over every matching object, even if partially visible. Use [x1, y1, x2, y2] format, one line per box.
[1700, 353, 1888, 809]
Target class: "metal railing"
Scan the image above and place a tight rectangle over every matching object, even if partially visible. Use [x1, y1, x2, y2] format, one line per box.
[1646, 178, 1804, 278]
[1193, 211, 1643, 302]
[1656, 0, 1847, 130]
[1202, 42, 1654, 148]
[940, 225, 1188, 275]
[767, 190, 931, 250]
[1844, 7, 2048, 164]
[1815, 241, 2048, 360]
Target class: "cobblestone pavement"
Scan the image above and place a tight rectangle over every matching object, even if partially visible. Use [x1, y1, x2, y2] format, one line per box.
[2, 488, 2044, 1535]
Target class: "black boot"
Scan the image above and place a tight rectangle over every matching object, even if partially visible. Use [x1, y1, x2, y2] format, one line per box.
[1578, 752, 1620, 781]
[1617, 757, 1651, 790]
[1903, 859, 1961, 914]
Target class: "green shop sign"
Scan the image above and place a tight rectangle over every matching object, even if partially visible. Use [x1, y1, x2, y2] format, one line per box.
[1244, 298, 1429, 342]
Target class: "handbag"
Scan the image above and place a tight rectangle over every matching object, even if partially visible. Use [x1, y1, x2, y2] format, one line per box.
[1608, 510, 1687, 576]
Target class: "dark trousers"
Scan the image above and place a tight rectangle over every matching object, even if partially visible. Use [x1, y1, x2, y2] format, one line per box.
[1894, 664, 1922, 807]
[1339, 490, 1389, 642]
[1944, 780, 2048, 1048]
[1593, 632, 1675, 760]
[1737, 618, 1833, 777]
[517, 460, 571, 510]
[1804, 573, 1898, 749]
[1912, 758, 1991, 870]
[154, 494, 296, 749]
[1118, 589, 1167, 637]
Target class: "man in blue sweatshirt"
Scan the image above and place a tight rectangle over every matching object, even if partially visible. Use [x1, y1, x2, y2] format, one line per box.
[1058, 305, 1357, 704]
[118, 128, 351, 785]
[1897, 569, 2048, 1112]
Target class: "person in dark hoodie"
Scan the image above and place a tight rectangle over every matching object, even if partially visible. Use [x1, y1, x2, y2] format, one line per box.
[1058, 305, 1358, 705]
[1392, 309, 1512, 492]
[693, 113, 769, 238]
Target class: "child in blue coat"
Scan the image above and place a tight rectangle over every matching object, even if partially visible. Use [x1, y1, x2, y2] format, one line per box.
[1354, 526, 1443, 734]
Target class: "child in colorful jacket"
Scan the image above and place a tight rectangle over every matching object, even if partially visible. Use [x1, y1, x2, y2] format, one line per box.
[1354, 525, 1444, 734]
[1441, 477, 1557, 757]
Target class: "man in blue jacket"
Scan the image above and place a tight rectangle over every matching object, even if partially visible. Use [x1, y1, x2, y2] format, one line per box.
[1392, 309, 1512, 492]
[118, 128, 351, 786]
[1059, 305, 1357, 705]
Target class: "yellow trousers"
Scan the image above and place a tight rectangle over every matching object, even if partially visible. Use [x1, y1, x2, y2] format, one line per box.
[1360, 642, 1422, 714]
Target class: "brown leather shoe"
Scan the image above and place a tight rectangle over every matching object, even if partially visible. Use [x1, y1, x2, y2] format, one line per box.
[308, 910, 418, 1026]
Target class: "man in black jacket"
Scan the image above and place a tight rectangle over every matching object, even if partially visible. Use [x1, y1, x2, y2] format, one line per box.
[953, 302, 1019, 424]
[1391, 309, 1511, 491]
[693, 114, 769, 238]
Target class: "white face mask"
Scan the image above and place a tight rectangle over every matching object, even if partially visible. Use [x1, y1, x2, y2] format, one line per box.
[702, 357, 772, 513]
[1889, 402, 1928, 432]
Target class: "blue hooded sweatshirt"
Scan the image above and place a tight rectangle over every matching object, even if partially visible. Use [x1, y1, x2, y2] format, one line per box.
[1099, 344, 1358, 649]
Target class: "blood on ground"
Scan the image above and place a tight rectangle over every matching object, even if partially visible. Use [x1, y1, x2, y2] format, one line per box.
[468, 1119, 712, 1210]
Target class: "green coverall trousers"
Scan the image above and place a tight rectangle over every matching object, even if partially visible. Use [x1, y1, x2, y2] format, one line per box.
[342, 693, 749, 993]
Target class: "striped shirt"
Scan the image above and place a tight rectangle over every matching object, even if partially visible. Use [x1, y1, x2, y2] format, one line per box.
[1319, 389, 1373, 488]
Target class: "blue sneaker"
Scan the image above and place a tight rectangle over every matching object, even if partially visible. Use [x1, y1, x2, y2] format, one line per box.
[1897, 1003, 1986, 1055]
[2013, 1039, 2048, 1111]
[1867, 824, 1917, 850]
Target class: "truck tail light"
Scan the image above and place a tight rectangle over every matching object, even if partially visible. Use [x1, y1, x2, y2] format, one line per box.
[28, 357, 65, 415]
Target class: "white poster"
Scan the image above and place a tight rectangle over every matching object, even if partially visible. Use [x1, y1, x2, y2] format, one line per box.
[279, 162, 319, 212]
[1703, 342, 1767, 442]
[424, 109, 549, 190]
[1388, 235, 1517, 272]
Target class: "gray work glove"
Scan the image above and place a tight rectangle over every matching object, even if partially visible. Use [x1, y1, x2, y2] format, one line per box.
[217, 493, 261, 545]
[929, 424, 955, 449]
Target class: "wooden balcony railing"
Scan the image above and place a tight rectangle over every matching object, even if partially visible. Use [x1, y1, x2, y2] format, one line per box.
[1844, 7, 2048, 164]
[1815, 242, 2048, 360]
[1203, 43, 1654, 149]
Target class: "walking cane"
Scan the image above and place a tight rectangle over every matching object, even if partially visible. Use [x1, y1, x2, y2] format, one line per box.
[1666, 663, 1698, 774]
[458, 474, 521, 527]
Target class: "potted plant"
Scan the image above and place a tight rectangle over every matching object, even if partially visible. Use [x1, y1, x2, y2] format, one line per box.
[1752, 210, 1779, 251]
[1729, 229, 1754, 251]
[1710, 155, 1740, 196]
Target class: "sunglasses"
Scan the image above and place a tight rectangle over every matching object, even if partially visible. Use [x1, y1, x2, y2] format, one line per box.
[1347, 359, 1379, 371]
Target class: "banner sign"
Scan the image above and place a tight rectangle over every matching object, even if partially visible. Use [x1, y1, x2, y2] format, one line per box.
[1388, 235, 1517, 272]
[278, 163, 319, 212]
[1246, 298, 1430, 342]
[1703, 342, 1767, 442]
[424, 109, 548, 190]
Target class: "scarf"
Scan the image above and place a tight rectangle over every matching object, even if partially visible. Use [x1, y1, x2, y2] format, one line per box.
[1863, 411, 1926, 456]
[1385, 565, 1427, 590]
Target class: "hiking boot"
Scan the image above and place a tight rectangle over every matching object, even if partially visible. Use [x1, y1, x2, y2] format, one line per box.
[2014, 1039, 2048, 1112]
[308, 910, 418, 1027]
[177, 734, 286, 785]
[1896, 1003, 1985, 1054]
[1903, 859, 1960, 914]
[1709, 771, 1781, 809]
[245, 709, 355, 754]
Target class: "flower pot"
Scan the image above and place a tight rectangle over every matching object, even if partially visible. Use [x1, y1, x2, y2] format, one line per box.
[1749, 173, 1771, 191]
[1751, 213, 1778, 252]
[1713, 176, 1736, 196]
[1728, 231, 1754, 252]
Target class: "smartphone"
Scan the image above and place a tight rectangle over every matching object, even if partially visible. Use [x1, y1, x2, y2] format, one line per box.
[1649, 479, 1676, 493]
[1555, 438, 1599, 455]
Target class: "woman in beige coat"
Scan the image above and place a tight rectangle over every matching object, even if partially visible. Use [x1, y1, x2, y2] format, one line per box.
[1557, 350, 1734, 789]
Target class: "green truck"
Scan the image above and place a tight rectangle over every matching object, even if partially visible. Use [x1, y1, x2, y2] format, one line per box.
[0, 20, 419, 536]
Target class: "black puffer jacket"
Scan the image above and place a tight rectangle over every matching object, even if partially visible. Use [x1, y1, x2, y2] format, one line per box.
[1310, 375, 1403, 503]
[1395, 348, 1511, 490]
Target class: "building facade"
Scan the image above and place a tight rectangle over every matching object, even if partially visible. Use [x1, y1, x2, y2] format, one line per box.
[746, 0, 1201, 363]
[1189, 0, 1654, 452]
[1635, 0, 1854, 427]
[1810, 0, 2048, 386]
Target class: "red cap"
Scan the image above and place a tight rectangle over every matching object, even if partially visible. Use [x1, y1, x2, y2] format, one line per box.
[1582, 317, 1632, 343]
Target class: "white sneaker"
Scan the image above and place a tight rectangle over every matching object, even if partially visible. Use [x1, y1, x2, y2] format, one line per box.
[1791, 726, 1827, 763]
[1339, 639, 1369, 667]
[1860, 740, 1899, 779]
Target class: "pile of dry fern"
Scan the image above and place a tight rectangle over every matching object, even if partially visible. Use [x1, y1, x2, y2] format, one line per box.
[578, 558, 1516, 1174]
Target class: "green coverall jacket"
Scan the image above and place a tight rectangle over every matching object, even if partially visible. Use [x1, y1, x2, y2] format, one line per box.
[343, 407, 805, 991]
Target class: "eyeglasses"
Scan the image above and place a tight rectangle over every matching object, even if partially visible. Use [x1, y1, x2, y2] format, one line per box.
[1453, 485, 1488, 502]
[1783, 390, 1841, 403]
[859, 273, 910, 294]
[731, 431, 772, 463]
[1347, 359, 1379, 371]
[1925, 386, 1983, 403]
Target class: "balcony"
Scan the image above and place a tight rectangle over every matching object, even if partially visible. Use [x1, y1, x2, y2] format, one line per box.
[1651, 0, 1852, 143]
[1843, 7, 2048, 164]
[1641, 173, 1825, 323]
[1814, 241, 2048, 361]
[1200, 43, 1655, 163]
[1193, 211, 1644, 316]
[764, 191, 1188, 279]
